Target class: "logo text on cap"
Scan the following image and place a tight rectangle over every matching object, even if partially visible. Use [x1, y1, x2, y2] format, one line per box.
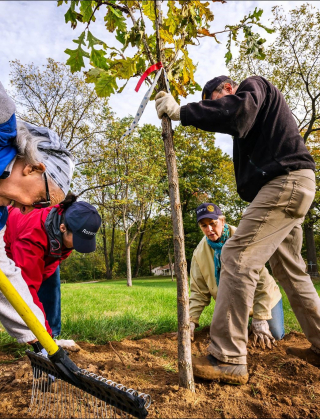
[82, 229, 96, 236]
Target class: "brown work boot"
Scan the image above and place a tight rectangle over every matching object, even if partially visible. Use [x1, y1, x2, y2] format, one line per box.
[286, 346, 320, 367]
[192, 354, 248, 385]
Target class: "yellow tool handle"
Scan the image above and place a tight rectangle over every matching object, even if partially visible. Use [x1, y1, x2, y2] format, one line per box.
[0, 268, 59, 356]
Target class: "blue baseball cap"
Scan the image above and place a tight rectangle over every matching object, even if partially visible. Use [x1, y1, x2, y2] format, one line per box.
[196, 203, 223, 223]
[65, 201, 101, 253]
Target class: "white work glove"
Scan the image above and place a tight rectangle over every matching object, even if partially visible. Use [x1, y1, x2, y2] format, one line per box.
[55, 339, 81, 352]
[251, 318, 276, 350]
[155, 91, 180, 120]
[190, 322, 196, 341]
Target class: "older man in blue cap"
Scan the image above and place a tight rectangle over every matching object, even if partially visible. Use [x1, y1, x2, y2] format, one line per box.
[155, 75, 319, 384]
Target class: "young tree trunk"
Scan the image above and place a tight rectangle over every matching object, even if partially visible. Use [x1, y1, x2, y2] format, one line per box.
[304, 218, 319, 276]
[154, 0, 194, 392]
[125, 230, 132, 287]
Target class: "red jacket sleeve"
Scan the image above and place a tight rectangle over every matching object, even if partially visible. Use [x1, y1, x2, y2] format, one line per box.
[9, 236, 52, 335]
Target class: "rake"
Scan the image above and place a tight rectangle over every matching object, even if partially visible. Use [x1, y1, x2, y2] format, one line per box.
[0, 269, 151, 418]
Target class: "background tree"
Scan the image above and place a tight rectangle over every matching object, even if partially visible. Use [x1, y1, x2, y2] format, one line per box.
[9, 58, 113, 194]
[228, 3, 320, 275]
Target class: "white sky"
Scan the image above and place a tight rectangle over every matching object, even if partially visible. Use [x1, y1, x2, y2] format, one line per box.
[1, 0, 319, 156]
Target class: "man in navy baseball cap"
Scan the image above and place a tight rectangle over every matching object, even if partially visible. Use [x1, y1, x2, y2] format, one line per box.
[201, 75, 230, 100]
[65, 201, 101, 253]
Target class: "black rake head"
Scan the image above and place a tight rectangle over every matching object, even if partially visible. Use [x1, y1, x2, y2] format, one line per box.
[26, 348, 150, 419]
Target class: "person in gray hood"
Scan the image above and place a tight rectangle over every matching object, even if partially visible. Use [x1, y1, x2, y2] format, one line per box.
[0, 81, 74, 346]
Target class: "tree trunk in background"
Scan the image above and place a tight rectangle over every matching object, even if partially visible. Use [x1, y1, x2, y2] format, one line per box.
[168, 248, 174, 281]
[101, 217, 112, 279]
[304, 218, 319, 276]
[125, 230, 132, 287]
[134, 230, 145, 278]
[155, 0, 194, 392]
[107, 222, 116, 279]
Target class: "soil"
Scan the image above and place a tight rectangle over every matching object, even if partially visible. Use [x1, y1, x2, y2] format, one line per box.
[0, 328, 320, 418]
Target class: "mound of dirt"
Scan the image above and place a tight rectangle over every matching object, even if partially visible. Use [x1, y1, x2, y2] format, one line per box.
[0, 329, 320, 418]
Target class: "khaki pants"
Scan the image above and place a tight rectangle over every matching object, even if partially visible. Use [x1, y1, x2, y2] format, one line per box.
[208, 169, 320, 364]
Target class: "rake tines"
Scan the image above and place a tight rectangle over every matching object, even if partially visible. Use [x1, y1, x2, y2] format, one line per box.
[26, 350, 151, 419]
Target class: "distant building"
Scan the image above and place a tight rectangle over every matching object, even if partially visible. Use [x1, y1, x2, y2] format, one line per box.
[151, 263, 175, 276]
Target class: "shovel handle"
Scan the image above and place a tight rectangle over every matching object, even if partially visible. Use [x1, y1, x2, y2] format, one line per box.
[0, 268, 59, 356]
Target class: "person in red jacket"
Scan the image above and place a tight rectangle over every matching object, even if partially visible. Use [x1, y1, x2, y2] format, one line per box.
[4, 194, 101, 350]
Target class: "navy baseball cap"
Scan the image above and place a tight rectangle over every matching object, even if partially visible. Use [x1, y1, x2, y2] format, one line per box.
[65, 201, 101, 253]
[196, 203, 223, 223]
[202, 75, 230, 100]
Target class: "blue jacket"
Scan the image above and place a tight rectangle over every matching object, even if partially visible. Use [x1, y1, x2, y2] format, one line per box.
[0, 114, 18, 229]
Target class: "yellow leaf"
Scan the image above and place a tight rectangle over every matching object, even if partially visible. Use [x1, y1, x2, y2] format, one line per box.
[174, 39, 184, 53]
[127, 1, 138, 7]
[160, 29, 174, 44]
[142, 0, 156, 22]
[182, 67, 189, 84]
[182, 50, 195, 82]
[171, 78, 187, 97]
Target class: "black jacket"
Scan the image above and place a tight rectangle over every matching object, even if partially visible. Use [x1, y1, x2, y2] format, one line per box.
[180, 76, 315, 202]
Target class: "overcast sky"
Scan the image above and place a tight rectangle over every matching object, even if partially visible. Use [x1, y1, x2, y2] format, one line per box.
[1, 0, 319, 155]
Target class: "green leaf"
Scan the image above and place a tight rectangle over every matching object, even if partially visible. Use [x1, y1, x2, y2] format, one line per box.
[90, 48, 108, 69]
[142, 0, 156, 22]
[104, 6, 127, 33]
[65, 5, 82, 28]
[250, 7, 263, 20]
[111, 58, 137, 79]
[225, 50, 233, 65]
[73, 31, 86, 46]
[65, 47, 89, 73]
[115, 30, 126, 45]
[117, 80, 129, 94]
[256, 22, 275, 34]
[80, 1, 93, 22]
[85, 67, 103, 83]
[95, 72, 118, 97]
[87, 31, 107, 49]
[65, 32, 89, 73]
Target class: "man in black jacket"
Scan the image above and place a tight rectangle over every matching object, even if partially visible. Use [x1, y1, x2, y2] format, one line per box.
[155, 76, 320, 385]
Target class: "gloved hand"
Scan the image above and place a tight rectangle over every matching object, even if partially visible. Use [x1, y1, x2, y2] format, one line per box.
[55, 339, 81, 352]
[251, 318, 276, 350]
[155, 91, 180, 120]
[190, 321, 196, 341]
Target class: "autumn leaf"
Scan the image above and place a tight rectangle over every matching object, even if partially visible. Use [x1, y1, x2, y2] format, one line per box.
[160, 29, 174, 44]
[142, 0, 156, 22]
[197, 28, 221, 43]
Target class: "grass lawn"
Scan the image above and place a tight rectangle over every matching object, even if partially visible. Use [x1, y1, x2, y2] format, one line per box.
[1, 277, 320, 345]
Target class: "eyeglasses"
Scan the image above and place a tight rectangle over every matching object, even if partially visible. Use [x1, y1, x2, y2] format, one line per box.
[32, 172, 51, 209]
